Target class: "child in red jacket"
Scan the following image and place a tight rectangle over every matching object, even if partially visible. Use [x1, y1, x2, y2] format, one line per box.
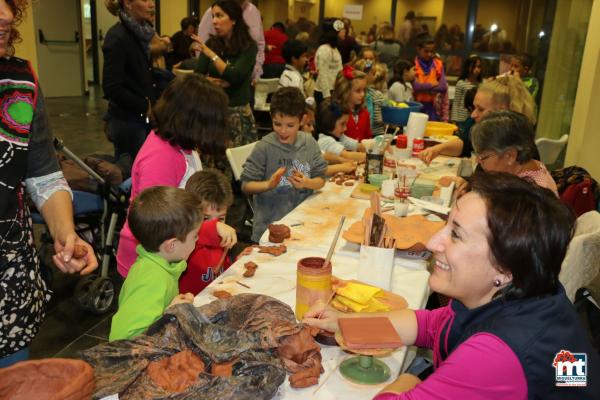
[332, 65, 372, 142]
[180, 170, 237, 295]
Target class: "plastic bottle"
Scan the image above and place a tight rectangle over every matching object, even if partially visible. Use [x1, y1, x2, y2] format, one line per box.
[393, 134, 411, 160]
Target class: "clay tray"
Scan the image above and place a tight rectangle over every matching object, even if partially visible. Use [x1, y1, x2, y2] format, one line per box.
[331, 278, 408, 312]
[342, 209, 445, 250]
[334, 331, 397, 357]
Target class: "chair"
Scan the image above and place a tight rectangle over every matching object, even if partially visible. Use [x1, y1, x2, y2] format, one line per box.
[559, 210, 600, 302]
[536, 134, 568, 167]
[226, 142, 257, 223]
[226, 142, 257, 181]
[253, 78, 280, 112]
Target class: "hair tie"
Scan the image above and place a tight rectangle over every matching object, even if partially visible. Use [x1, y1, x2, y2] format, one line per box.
[328, 101, 343, 119]
[342, 65, 354, 80]
[333, 19, 345, 32]
[305, 96, 315, 107]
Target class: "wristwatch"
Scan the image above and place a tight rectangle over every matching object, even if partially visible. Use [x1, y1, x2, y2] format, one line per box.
[211, 54, 219, 62]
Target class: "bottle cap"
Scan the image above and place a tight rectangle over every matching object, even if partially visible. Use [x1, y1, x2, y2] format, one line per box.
[396, 134, 408, 149]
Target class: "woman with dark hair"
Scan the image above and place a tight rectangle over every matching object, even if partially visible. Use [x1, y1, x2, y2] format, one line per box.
[0, 0, 97, 367]
[337, 18, 361, 65]
[313, 18, 343, 105]
[194, 0, 257, 147]
[305, 172, 599, 399]
[102, 0, 157, 162]
[470, 110, 557, 195]
[116, 74, 230, 277]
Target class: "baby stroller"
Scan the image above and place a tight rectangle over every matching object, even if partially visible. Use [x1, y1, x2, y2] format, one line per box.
[33, 137, 130, 314]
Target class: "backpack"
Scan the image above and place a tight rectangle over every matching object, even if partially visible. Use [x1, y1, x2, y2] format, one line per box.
[551, 166, 600, 217]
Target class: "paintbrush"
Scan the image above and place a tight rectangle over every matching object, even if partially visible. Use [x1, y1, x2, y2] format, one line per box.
[316, 290, 337, 320]
[215, 248, 228, 275]
[324, 215, 345, 267]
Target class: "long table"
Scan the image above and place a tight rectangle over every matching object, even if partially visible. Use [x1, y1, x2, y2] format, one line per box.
[194, 156, 461, 399]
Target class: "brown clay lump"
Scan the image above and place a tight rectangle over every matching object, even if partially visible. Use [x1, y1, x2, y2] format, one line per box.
[268, 224, 291, 243]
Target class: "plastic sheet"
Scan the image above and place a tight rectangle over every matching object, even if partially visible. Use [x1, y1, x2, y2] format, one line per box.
[82, 294, 322, 399]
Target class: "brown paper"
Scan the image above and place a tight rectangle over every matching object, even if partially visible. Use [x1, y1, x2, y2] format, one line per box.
[343, 210, 444, 250]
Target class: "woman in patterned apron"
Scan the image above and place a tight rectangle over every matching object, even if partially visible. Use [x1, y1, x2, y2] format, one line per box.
[0, 0, 97, 367]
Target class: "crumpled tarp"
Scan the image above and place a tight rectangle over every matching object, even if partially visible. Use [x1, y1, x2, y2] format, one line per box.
[81, 294, 322, 399]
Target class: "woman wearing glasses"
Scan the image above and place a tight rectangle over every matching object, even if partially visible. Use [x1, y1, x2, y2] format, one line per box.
[470, 110, 557, 195]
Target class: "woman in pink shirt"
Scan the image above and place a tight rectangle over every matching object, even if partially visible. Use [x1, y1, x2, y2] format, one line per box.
[116, 74, 229, 277]
[304, 172, 598, 399]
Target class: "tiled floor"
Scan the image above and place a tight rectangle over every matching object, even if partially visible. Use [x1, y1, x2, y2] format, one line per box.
[29, 86, 251, 359]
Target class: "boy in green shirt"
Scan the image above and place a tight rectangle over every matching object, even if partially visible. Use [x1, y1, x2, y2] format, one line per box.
[109, 186, 203, 341]
[510, 54, 539, 100]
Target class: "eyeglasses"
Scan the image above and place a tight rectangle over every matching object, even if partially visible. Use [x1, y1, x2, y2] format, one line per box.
[475, 152, 498, 162]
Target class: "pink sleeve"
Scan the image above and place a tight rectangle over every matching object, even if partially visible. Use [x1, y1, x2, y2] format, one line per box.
[413, 306, 453, 349]
[132, 139, 186, 197]
[196, 219, 221, 247]
[373, 333, 527, 400]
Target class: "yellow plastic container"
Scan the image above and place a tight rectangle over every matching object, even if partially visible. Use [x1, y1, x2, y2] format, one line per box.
[295, 257, 332, 321]
[359, 183, 379, 193]
[425, 122, 458, 136]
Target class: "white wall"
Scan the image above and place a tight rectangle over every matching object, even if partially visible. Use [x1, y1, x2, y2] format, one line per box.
[564, 0, 600, 180]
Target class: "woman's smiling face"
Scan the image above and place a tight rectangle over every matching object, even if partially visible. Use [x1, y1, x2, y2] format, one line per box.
[426, 192, 510, 309]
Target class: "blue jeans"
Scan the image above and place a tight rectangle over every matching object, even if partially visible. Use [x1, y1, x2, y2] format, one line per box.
[0, 347, 29, 368]
[107, 115, 151, 162]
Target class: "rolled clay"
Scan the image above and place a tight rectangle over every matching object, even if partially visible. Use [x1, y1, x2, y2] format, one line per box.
[147, 350, 205, 393]
[72, 244, 88, 259]
[212, 290, 232, 299]
[211, 358, 237, 377]
[258, 245, 287, 257]
[243, 262, 258, 278]
[268, 224, 291, 243]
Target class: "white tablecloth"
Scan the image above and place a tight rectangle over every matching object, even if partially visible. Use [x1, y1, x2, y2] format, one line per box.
[194, 157, 460, 399]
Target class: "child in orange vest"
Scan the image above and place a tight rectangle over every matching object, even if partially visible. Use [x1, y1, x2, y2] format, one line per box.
[413, 34, 448, 121]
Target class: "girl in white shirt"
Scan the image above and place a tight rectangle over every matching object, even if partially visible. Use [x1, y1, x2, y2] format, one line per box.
[315, 99, 366, 163]
[388, 59, 416, 103]
[314, 20, 344, 104]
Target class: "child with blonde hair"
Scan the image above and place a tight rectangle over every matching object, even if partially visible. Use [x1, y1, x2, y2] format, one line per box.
[332, 65, 371, 142]
[354, 59, 388, 136]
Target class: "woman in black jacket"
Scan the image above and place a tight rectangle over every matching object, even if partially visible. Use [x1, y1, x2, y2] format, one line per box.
[103, 0, 157, 162]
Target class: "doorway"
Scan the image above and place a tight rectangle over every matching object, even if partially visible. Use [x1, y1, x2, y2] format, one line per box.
[32, 0, 85, 97]
[81, 0, 118, 87]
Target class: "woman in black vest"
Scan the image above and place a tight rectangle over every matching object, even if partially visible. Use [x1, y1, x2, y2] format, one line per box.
[305, 172, 598, 399]
[103, 0, 157, 163]
[0, 0, 97, 368]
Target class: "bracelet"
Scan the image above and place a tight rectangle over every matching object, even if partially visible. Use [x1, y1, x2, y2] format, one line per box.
[211, 54, 219, 62]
